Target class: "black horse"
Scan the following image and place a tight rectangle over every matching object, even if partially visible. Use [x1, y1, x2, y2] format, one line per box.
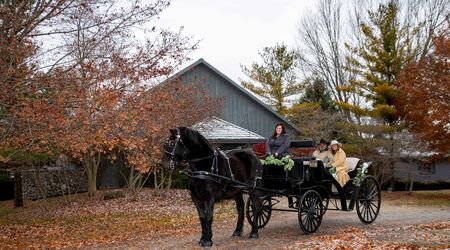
[161, 127, 264, 247]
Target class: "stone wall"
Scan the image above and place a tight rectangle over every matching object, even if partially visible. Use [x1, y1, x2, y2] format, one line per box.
[21, 167, 87, 200]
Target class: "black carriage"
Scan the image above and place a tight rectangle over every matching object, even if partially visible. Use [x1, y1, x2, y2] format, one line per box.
[247, 140, 381, 234]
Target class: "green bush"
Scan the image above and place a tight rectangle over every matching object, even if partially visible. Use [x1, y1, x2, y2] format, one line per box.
[170, 171, 188, 189]
[0, 150, 55, 167]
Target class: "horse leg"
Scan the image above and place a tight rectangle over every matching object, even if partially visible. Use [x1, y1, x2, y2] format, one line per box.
[192, 198, 206, 245]
[232, 192, 244, 236]
[193, 196, 215, 247]
[202, 197, 215, 247]
[249, 191, 261, 239]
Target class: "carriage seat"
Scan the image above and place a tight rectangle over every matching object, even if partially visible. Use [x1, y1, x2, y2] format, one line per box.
[346, 157, 360, 172]
[289, 139, 315, 148]
[289, 139, 315, 157]
[252, 140, 316, 158]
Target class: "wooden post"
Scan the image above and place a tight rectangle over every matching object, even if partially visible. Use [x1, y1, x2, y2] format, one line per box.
[14, 171, 23, 207]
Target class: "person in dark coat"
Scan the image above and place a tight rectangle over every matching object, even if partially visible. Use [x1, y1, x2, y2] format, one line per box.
[266, 123, 291, 157]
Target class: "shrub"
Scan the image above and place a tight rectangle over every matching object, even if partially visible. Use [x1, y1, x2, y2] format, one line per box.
[103, 190, 126, 200]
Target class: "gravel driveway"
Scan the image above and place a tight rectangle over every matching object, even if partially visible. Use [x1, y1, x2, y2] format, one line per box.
[110, 196, 450, 250]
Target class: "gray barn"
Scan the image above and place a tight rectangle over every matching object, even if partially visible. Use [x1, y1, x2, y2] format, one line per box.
[98, 59, 300, 188]
[170, 58, 299, 141]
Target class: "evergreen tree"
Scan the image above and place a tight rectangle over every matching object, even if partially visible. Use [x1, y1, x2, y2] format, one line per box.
[344, 1, 412, 124]
[240, 43, 301, 114]
[298, 77, 338, 112]
[344, 1, 414, 190]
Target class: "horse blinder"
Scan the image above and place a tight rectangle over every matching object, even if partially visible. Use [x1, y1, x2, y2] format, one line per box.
[163, 129, 187, 169]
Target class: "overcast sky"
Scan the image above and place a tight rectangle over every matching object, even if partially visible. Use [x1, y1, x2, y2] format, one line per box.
[157, 0, 312, 83]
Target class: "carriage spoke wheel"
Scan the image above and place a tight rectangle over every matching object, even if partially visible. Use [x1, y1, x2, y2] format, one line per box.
[321, 196, 329, 216]
[246, 196, 272, 229]
[356, 176, 381, 224]
[298, 190, 323, 234]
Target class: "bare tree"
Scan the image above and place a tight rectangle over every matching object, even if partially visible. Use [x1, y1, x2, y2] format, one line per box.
[296, 0, 362, 121]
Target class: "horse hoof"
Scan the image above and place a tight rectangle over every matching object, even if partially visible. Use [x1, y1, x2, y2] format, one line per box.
[200, 240, 213, 247]
[232, 230, 242, 236]
[249, 233, 259, 239]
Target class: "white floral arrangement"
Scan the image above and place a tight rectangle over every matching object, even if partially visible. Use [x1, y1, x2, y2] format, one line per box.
[352, 162, 370, 187]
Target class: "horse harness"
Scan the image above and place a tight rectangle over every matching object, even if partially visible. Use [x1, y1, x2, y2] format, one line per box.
[164, 129, 258, 189]
[183, 150, 229, 185]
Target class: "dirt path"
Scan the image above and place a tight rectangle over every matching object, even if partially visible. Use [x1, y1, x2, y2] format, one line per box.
[105, 197, 450, 250]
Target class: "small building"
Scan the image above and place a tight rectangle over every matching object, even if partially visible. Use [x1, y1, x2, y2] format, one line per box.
[394, 156, 450, 183]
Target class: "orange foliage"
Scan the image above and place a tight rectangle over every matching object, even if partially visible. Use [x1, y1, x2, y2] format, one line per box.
[14, 71, 219, 172]
[396, 35, 450, 155]
[0, 0, 219, 196]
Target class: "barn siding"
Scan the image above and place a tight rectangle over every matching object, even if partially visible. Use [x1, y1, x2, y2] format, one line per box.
[176, 61, 297, 139]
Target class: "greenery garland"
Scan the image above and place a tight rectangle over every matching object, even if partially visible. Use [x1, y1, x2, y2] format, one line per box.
[328, 167, 336, 175]
[352, 165, 368, 187]
[260, 155, 295, 171]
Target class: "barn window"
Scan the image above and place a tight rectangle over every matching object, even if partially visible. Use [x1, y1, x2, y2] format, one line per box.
[418, 160, 436, 175]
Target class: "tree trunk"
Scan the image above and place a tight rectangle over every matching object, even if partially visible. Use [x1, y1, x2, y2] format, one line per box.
[388, 131, 395, 192]
[166, 169, 173, 189]
[407, 160, 415, 195]
[83, 151, 100, 197]
[87, 168, 97, 197]
[14, 171, 23, 207]
[388, 174, 395, 192]
[408, 179, 414, 194]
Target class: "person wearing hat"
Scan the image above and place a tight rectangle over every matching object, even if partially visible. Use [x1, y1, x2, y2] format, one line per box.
[329, 140, 350, 187]
[312, 139, 333, 167]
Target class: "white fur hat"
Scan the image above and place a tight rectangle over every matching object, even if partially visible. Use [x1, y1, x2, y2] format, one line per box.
[330, 140, 342, 146]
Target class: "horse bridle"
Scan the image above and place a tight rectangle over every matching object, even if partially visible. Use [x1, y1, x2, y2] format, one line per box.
[163, 129, 235, 182]
[164, 128, 186, 169]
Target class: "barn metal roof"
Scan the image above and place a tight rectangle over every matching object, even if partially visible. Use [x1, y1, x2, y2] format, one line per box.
[192, 116, 265, 144]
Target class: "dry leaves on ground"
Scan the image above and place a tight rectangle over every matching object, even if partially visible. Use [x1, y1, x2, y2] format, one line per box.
[286, 221, 450, 250]
[0, 189, 236, 249]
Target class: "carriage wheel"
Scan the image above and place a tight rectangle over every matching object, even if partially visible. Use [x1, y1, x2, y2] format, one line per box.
[298, 190, 323, 233]
[321, 196, 329, 215]
[246, 196, 272, 229]
[356, 176, 381, 224]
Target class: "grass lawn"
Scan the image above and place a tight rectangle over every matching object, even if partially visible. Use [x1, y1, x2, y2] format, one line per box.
[382, 189, 450, 206]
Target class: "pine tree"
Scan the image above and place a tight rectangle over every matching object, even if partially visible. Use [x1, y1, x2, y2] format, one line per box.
[298, 77, 338, 112]
[344, 1, 412, 124]
[240, 43, 300, 114]
[343, 1, 414, 190]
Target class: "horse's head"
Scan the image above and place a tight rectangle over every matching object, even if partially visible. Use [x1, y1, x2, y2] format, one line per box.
[161, 128, 190, 170]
